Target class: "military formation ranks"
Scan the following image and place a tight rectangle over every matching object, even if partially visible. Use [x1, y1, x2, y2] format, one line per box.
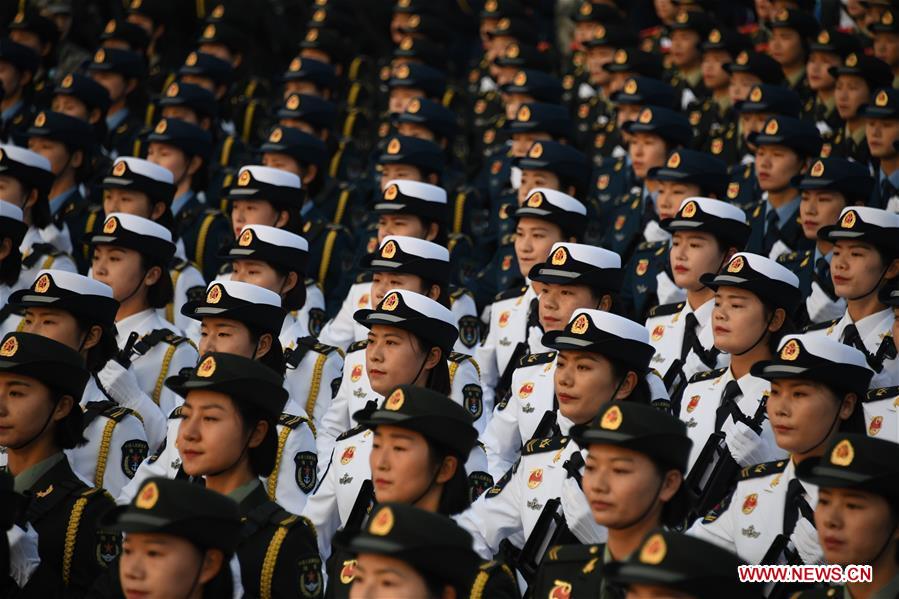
[2, 0, 899, 597]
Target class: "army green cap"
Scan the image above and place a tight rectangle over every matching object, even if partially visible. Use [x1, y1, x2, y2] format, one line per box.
[353, 385, 479, 457]
[348, 503, 480, 594]
[797, 433, 899, 502]
[165, 352, 287, 419]
[0, 332, 89, 398]
[102, 477, 242, 553]
[572, 401, 692, 473]
[605, 530, 759, 598]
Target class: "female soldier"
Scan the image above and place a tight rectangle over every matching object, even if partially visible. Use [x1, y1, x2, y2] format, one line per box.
[89, 213, 198, 422]
[168, 352, 324, 599]
[863, 282, 899, 444]
[605, 530, 758, 598]
[221, 164, 326, 340]
[0, 332, 117, 597]
[794, 434, 899, 598]
[482, 241, 625, 479]
[98, 154, 206, 338]
[688, 334, 872, 565]
[328, 385, 518, 597]
[530, 401, 692, 597]
[346, 503, 481, 599]
[11, 269, 159, 497]
[104, 477, 242, 599]
[621, 148, 729, 321]
[218, 224, 343, 434]
[785, 157, 872, 326]
[679, 252, 800, 516]
[319, 179, 471, 352]
[477, 187, 587, 423]
[807, 206, 899, 388]
[457, 309, 656, 574]
[0, 144, 77, 291]
[644, 197, 750, 389]
[317, 235, 482, 462]
[0, 202, 27, 335]
[304, 289, 488, 562]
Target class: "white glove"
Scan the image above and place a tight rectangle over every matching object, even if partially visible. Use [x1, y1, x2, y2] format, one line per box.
[560, 473, 607, 545]
[721, 419, 768, 467]
[97, 359, 146, 406]
[806, 281, 846, 324]
[790, 517, 824, 565]
[8, 523, 40, 588]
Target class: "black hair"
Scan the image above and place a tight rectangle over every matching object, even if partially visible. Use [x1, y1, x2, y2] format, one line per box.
[202, 557, 235, 599]
[650, 459, 691, 527]
[426, 439, 472, 516]
[271, 263, 307, 311]
[608, 359, 652, 405]
[246, 324, 286, 377]
[761, 304, 797, 355]
[74, 315, 119, 373]
[235, 399, 279, 477]
[139, 254, 175, 309]
[53, 393, 87, 450]
[0, 244, 21, 287]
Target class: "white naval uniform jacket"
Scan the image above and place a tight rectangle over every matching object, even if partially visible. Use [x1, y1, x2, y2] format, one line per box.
[483, 352, 672, 481]
[115, 309, 198, 419]
[678, 367, 784, 471]
[160, 259, 206, 332]
[283, 339, 345, 438]
[644, 297, 729, 385]
[15, 244, 77, 293]
[67, 376, 148, 498]
[688, 458, 819, 565]
[455, 416, 604, 561]
[117, 388, 318, 511]
[302, 425, 489, 561]
[476, 285, 536, 418]
[316, 280, 480, 355]
[862, 386, 899, 444]
[315, 341, 484, 468]
[804, 309, 898, 388]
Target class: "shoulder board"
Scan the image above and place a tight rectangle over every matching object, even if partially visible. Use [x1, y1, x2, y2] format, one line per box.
[739, 459, 788, 480]
[80, 486, 112, 503]
[307, 341, 339, 355]
[776, 250, 810, 265]
[803, 319, 839, 333]
[522, 435, 569, 456]
[278, 413, 310, 429]
[543, 543, 604, 563]
[865, 386, 899, 402]
[688, 367, 728, 383]
[494, 285, 528, 302]
[337, 424, 366, 442]
[517, 351, 557, 368]
[449, 286, 473, 301]
[640, 25, 663, 38]
[636, 240, 667, 252]
[647, 301, 685, 318]
[347, 340, 368, 353]
[355, 271, 374, 284]
[99, 404, 138, 422]
[169, 406, 184, 419]
[171, 260, 191, 272]
[447, 351, 472, 363]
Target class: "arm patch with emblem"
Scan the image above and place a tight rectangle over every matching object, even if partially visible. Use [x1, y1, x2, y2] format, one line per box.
[294, 451, 318, 494]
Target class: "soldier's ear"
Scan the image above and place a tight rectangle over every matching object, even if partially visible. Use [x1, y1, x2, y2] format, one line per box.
[198, 549, 225, 585]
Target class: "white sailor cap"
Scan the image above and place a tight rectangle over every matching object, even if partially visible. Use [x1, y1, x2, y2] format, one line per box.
[543, 308, 655, 372]
[182, 279, 285, 333]
[530, 242, 623, 292]
[516, 187, 588, 238]
[663, 196, 751, 248]
[818, 206, 899, 255]
[0, 144, 52, 173]
[102, 156, 176, 204]
[91, 212, 175, 264]
[374, 179, 448, 222]
[752, 333, 874, 393]
[702, 252, 801, 311]
[362, 235, 451, 283]
[226, 165, 303, 207]
[220, 224, 309, 273]
[9, 269, 118, 327]
[354, 288, 458, 353]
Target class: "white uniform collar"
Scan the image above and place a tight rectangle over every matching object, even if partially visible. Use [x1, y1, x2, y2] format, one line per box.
[115, 308, 160, 343]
